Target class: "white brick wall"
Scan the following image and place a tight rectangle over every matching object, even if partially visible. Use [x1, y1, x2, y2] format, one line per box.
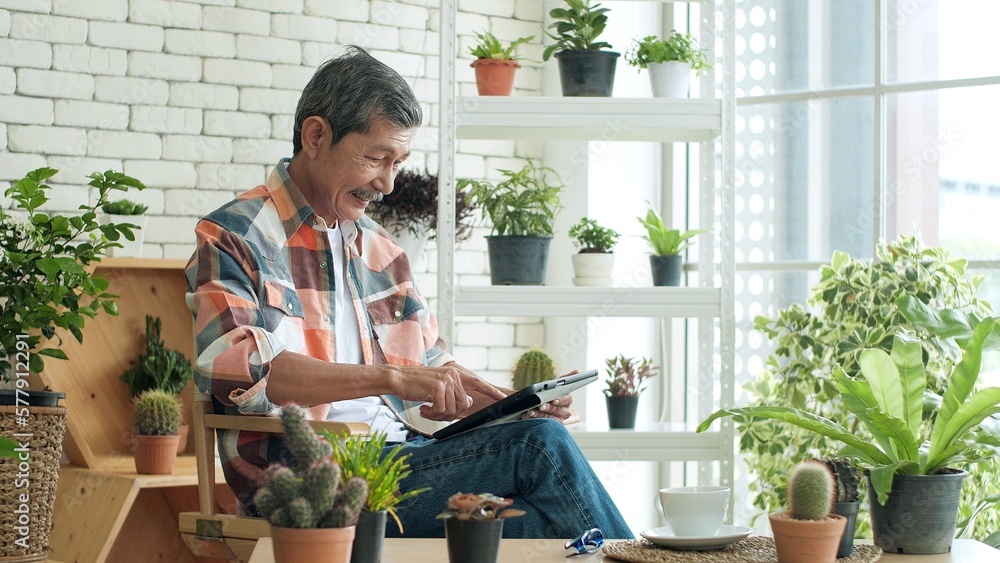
[1, 0, 545, 374]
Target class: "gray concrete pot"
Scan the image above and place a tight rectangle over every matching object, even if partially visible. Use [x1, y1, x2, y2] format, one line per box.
[486, 236, 551, 285]
[867, 470, 967, 554]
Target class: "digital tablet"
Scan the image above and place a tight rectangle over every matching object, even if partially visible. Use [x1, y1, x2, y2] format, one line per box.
[431, 369, 599, 441]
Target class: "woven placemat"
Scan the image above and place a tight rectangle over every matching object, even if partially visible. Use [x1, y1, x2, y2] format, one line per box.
[602, 536, 882, 563]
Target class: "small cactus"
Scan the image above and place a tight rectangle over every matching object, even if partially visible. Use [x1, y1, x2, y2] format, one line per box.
[820, 458, 861, 503]
[254, 405, 368, 529]
[787, 460, 835, 521]
[512, 349, 555, 389]
[132, 389, 182, 436]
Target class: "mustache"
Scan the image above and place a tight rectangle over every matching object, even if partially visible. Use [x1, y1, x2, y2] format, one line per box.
[351, 188, 384, 203]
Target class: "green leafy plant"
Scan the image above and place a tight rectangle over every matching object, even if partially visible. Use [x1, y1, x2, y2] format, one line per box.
[542, 0, 614, 61]
[604, 354, 658, 397]
[734, 234, 999, 536]
[568, 217, 620, 253]
[255, 405, 368, 529]
[458, 161, 563, 237]
[512, 349, 556, 389]
[636, 206, 707, 256]
[469, 30, 534, 60]
[0, 167, 145, 379]
[119, 315, 194, 397]
[133, 389, 182, 436]
[368, 168, 477, 242]
[787, 460, 835, 521]
[101, 199, 148, 215]
[625, 32, 711, 71]
[436, 492, 526, 521]
[821, 458, 861, 503]
[321, 430, 429, 533]
[698, 320, 1000, 505]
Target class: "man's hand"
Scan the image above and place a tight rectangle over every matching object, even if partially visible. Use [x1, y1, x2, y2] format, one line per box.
[390, 364, 507, 422]
[521, 393, 575, 422]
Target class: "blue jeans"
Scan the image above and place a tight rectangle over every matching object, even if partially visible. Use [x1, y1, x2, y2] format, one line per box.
[383, 418, 632, 539]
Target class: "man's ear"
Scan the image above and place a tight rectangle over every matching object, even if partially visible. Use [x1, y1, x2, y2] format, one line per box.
[298, 116, 328, 159]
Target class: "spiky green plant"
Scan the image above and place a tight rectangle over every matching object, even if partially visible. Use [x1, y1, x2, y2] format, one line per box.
[254, 405, 368, 529]
[119, 315, 194, 397]
[133, 389, 182, 436]
[101, 198, 148, 215]
[512, 349, 555, 389]
[821, 458, 861, 503]
[788, 461, 834, 521]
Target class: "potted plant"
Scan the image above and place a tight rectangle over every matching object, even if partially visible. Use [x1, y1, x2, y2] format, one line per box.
[458, 161, 563, 285]
[636, 206, 707, 287]
[625, 32, 711, 98]
[698, 317, 1000, 554]
[819, 458, 861, 558]
[255, 405, 368, 563]
[0, 167, 142, 561]
[542, 0, 619, 97]
[567, 217, 620, 287]
[512, 349, 556, 389]
[100, 198, 148, 257]
[323, 430, 428, 563]
[436, 492, 525, 563]
[367, 168, 477, 266]
[769, 460, 847, 563]
[603, 354, 658, 429]
[119, 315, 194, 454]
[132, 389, 182, 475]
[468, 30, 534, 96]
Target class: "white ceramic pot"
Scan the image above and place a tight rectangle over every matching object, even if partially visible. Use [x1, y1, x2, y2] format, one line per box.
[392, 228, 430, 268]
[648, 61, 692, 98]
[102, 214, 147, 257]
[571, 253, 615, 287]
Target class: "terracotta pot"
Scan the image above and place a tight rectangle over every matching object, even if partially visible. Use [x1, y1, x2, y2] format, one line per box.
[176, 423, 189, 454]
[768, 511, 846, 563]
[471, 59, 520, 96]
[132, 434, 180, 475]
[272, 525, 356, 563]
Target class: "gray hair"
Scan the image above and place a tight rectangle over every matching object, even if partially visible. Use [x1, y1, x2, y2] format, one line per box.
[293, 45, 423, 154]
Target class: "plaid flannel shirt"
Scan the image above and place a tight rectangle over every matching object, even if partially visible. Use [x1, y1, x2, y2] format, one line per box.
[185, 159, 453, 509]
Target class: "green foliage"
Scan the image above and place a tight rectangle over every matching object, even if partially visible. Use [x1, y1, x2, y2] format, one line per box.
[821, 458, 861, 503]
[787, 461, 834, 521]
[0, 437, 17, 459]
[118, 315, 194, 397]
[469, 30, 533, 60]
[603, 354, 658, 397]
[133, 389, 182, 436]
[625, 32, 711, 71]
[254, 405, 369, 529]
[0, 168, 145, 379]
[436, 492, 526, 521]
[542, 0, 613, 61]
[636, 206, 707, 256]
[512, 349, 556, 389]
[458, 160, 563, 237]
[568, 217, 620, 253]
[730, 234, 999, 536]
[322, 430, 429, 533]
[101, 199, 148, 215]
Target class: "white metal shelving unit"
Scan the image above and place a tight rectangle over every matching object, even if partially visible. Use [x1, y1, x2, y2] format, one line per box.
[437, 0, 735, 490]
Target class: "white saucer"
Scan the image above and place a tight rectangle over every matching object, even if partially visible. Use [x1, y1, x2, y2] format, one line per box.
[640, 525, 753, 550]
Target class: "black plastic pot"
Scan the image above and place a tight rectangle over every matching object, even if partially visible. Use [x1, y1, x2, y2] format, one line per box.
[649, 255, 683, 286]
[0, 389, 66, 407]
[832, 500, 859, 558]
[554, 50, 620, 97]
[486, 236, 552, 285]
[605, 395, 639, 429]
[444, 518, 503, 563]
[351, 509, 387, 563]
[867, 470, 967, 554]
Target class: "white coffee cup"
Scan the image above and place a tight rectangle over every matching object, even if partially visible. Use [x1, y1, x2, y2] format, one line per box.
[655, 486, 730, 537]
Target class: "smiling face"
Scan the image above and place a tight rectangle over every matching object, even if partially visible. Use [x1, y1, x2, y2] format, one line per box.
[289, 115, 413, 224]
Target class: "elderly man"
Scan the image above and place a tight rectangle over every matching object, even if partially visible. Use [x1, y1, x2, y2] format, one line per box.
[185, 46, 631, 538]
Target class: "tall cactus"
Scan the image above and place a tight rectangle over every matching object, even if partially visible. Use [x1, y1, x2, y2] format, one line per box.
[254, 405, 368, 529]
[787, 460, 834, 521]
[512, 349, 555, 389]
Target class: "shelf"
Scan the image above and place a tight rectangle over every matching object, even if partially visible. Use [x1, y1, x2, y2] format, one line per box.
[96, 257, 188, 270]
[567, 422, 724, 462]
[454, 286, 721, 317]
[456, 97, 722, 142]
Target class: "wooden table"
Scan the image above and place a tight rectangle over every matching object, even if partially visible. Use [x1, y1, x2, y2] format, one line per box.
[249, 537, 998, 562]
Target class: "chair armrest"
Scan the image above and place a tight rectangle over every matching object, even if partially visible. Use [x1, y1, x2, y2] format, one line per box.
[202, 413, 370, 437]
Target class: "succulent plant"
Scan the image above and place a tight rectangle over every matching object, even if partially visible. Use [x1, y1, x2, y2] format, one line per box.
[436, 492, 526, 521]
[133, 389, 182, 436]
[101, 198, 148, 215]
[787, 460, 834, 521]
[254, 405, 368, 529]
[119, 315, 194, 397]
[512, 349, 556, 389]
[603, 354, 658, 397]
[820, 458, 861, 503]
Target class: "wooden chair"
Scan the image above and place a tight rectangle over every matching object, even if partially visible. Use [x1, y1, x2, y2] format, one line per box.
[179, 390, 370, 562]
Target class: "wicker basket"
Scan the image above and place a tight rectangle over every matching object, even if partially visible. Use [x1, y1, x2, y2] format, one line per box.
[0, 404, 67, 561]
